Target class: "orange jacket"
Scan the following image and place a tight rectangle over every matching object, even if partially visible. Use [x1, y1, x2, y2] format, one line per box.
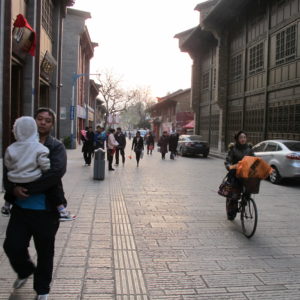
[231, 156, 273, 179]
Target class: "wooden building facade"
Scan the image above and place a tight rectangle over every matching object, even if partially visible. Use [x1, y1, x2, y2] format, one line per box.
[1, 0, 75, 155]
[176, 0, 300, 153]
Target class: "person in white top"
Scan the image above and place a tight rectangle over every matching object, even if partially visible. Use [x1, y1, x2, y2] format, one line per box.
[2, 116, 74, 221]
[107, 128, 119, 171]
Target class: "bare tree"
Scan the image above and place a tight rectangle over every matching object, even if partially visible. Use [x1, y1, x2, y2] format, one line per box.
[96, 70, 136, 128]
[119, 86, 156, 130]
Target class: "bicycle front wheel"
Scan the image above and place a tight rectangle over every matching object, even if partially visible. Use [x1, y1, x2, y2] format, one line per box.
[241, 197, 258, 238]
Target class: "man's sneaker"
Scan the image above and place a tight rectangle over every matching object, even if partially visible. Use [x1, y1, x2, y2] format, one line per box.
[59, 211, 76, 222]
[36, 294, 48, 300]
[1, 206, 10, 217]
[13, 277, 28, 289]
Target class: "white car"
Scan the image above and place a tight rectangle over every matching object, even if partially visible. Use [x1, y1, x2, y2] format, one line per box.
[252, 140, 300, 184]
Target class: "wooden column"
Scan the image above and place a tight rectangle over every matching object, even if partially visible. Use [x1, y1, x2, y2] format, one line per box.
[2, 0, 12, 153]
[34, 0, 41, 111]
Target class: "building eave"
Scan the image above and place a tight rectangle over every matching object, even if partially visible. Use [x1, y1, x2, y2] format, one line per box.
[67, 8, 91, 19]
[201, 0, 251, 29]
[148, 99, 177, 112]
[175, 25, 217, 53]
[81, 26, 96, 58]
[194, 0, 218, 12]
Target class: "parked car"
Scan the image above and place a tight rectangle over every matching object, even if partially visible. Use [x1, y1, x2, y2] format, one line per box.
[177, 135, 209, 157]
[252, 140, 300, 184]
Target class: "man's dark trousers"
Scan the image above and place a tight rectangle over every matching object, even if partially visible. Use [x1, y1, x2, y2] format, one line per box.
[84, 150, 93, 165]
[115, 148, 125, 164]
[3, 206, 59, 295]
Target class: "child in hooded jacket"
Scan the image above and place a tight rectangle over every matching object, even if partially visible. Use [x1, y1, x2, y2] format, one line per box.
[1, 116, 74, 221]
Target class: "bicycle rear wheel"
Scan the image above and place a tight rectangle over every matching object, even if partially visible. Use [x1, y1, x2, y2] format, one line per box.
[240, 197, 258, 238]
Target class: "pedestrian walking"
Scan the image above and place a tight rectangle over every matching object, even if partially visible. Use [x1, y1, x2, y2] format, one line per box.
[80, 127, 88, 143]
[82, 126, 94, 166]
[146, 131, 155, 155]
[224, 130, 254, 220]
[158, 131, 169, 160]
[94, 125, 106, 150]
[2, 116, 74, 221]
[132, 131, 144, 167]
[169, 131, 179, 159]
[107, 128, 119, 171]
[114, 127, 126, 165]
[3, 108, 69, 300]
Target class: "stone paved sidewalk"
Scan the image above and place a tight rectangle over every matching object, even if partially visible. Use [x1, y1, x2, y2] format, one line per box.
[1, 146, 300, 299]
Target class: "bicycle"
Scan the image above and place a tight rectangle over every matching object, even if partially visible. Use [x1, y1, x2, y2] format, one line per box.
[229, 178, 259, 238]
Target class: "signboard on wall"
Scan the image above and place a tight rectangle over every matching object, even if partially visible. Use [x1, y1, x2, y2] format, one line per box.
[60, 107, 66, 120]
[40, 51, 57, 82]
[77, 105, 86, 119]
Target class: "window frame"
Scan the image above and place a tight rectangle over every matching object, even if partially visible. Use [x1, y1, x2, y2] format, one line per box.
[264, 142, 279, 152]
[42, 0, 54, 40]
[230, 54, 243, 81]
[275, 23, 297, 65]
[253, 142, 267, 152]
[249, 42, 264, 75]
[202, 71, 210, 90]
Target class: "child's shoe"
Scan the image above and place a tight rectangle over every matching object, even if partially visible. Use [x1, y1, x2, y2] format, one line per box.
[59, 211, 76, 222]
[1, 206, 10, 217]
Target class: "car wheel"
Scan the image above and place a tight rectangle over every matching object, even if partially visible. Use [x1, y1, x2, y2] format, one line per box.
[269, 166, 282, 184]
[203, 152, 209, 158]
[180, 147, 186, 157]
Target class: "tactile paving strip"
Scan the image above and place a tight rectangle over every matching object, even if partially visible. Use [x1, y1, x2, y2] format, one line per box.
[111, 183, 149, 299]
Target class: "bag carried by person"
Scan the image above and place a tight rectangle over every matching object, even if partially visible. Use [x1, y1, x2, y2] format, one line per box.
[218, 174, 241, 199]
[218, 175, 233, 197]
[157, 146, 161, 153]
[149, 145, 154, 150]
[140, 150, 144, 159]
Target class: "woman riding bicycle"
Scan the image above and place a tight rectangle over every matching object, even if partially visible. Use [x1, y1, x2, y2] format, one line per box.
[224, 131, 254, 220]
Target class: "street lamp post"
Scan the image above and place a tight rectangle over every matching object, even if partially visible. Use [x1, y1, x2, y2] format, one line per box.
[70, 72, 100, 149]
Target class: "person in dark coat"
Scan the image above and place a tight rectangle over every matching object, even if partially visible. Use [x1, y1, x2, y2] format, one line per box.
[224, 130, 254, 220]
[3, 108, 67, 299]
[169, 132, 179, 159]
[132, 131, 144, 167]
[114, 127, 126, 165]
[82, 126, 94, 166]
[157, 131, 169, 160]
[146, 131, 155, 155]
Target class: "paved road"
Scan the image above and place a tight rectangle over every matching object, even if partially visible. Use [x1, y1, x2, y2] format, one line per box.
[1, 146, 300, 299]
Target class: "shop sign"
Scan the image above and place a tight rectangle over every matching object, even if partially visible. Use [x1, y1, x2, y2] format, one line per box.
[77, 105, 86, 119]
[60, 107, 66, 120]
[40, 51, 57, 82]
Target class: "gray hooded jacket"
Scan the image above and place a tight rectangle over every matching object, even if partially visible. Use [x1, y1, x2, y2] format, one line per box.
[4, 116, 50, 183]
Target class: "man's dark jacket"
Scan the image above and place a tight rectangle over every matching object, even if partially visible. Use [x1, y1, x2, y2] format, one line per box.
[115, 132, 126, 149]
[4, 135, 67, 212]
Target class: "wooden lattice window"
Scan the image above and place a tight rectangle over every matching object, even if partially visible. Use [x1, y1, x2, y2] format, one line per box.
[213, 68, 216, 88]
[249, 42, 264, 75]
[230, 54, 242, 81]
[276, 24, 296, 65]
[42, 0, 54, 39]
[202, 72, 209, 89]
[268, 101, 300, 134]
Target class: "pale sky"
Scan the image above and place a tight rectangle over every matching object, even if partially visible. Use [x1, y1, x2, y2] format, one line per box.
[73, 0, 204, 97]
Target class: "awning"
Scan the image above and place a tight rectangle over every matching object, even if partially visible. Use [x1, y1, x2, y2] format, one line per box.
[183, 120, 195, 129]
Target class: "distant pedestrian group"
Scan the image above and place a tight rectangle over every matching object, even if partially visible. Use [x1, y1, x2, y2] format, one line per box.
[80, 127, 180, 170]
[80, 126, 126, 171]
